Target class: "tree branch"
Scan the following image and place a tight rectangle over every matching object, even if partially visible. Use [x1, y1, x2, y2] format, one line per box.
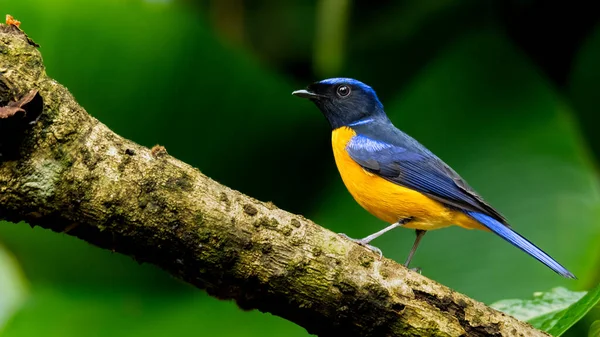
[0, 24, 548, 337]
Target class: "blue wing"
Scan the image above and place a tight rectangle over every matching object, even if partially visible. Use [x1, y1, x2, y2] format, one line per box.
[346, 122, 507, 224]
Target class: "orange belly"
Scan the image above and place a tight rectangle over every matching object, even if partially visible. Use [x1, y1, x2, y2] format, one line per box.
[331, 126, 485, 231]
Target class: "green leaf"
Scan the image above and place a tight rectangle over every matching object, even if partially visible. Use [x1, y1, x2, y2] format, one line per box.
[491, 285, 600, 335]
[491, 287, 586, 323]
[0, 244, 27, 333]
[310, 28, 600, 303]
[544, 283, 600, 336]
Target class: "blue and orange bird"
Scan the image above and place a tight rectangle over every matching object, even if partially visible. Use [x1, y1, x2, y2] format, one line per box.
[292, 78, 575, 278]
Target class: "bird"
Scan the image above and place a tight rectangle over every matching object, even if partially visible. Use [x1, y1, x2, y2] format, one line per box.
[292, 77, 575, 279]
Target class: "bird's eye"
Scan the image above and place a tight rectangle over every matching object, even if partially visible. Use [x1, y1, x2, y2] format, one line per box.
[336, 85, 351, 97]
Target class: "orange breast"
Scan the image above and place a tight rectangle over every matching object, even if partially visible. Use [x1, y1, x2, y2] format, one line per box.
[331, 127, 485, 231]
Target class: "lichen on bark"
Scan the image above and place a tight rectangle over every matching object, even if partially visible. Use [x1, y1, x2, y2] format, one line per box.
[0, 24, 549, 337]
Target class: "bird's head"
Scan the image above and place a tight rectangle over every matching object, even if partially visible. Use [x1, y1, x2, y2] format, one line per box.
[292, 78, 386, 129]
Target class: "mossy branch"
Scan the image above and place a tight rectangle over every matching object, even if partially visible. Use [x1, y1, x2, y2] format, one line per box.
[0, 24, 548, 337]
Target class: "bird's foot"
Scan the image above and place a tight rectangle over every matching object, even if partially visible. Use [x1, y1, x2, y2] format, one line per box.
[409, 267, 422, 274]
[338, 233, 383, 259]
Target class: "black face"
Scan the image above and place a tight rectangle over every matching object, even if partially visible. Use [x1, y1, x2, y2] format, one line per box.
[292, 78, 384, 129]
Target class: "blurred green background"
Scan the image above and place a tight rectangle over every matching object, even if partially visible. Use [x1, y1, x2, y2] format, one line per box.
[1, 0, 600, 336]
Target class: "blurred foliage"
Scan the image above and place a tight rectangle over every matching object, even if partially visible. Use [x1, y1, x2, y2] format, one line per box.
[1, 0, 600, 336]
[4, 286, 305, 337]
[0, 245, 26, 333]
[570, 23, 600, 167]
[590, 320, 600, 337]
[314, 0, 349, 76]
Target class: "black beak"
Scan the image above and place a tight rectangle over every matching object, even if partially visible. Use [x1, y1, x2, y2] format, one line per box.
[292, 89, 323, 99]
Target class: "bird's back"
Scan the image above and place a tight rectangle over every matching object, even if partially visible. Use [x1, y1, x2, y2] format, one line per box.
[343, 119, 507, 225]
[331, 123, 487, 231]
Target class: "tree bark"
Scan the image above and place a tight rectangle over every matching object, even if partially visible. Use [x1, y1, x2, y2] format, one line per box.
[0, 24, 548, 337]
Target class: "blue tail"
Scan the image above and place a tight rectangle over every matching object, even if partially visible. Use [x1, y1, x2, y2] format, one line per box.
[466, 211, 576, 279]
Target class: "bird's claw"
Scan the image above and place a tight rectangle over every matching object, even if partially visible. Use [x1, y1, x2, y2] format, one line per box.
[402, 265, 422, 273]
[338, 233, 356, 242]
[338, 233, 383, 259]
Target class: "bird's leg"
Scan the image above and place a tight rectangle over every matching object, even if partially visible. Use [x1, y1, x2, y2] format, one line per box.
[404, 229, 427, 269]
[339, 218, 412, 259]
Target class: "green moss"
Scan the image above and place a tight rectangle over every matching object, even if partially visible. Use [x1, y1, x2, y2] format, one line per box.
[255, 216, 279, 229]
[359, 255, 373, 268]
[21, 158, 64, 201]
[281, 225, 293, 236]
[312, 246, 322, 257]
[166, 172, 193, 192]
[288, 236, 303, 246]
[260, 242, 273, 254]
[364, 283, 391, 302]
[334, 280, 357, 295]
[195, 212, 205, 226]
